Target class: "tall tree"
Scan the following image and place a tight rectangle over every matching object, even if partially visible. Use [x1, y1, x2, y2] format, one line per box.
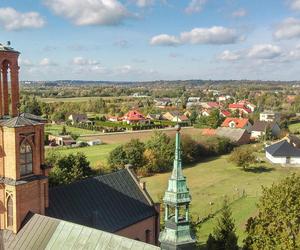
[207, 198, 239, 250]
[243, 174, 300, 250]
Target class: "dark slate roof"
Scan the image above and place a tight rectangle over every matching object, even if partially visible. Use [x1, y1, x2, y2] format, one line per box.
[251, 121, 276, 132]
[1, 213, 159, 250]
[266, 140, 300, 157]
[1, 116, 41, 128]
[46, 169, 157, 233]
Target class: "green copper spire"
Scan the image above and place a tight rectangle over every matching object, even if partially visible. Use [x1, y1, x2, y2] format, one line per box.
[159, 125, 196, 250]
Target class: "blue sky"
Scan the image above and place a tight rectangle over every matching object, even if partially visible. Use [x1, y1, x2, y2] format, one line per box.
[1, 0, 300, 81]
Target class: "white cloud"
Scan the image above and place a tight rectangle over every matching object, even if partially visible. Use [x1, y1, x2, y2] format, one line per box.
[71, 57, 99, 66]
[180, 26, 239, 45]
[134, 0, 154, 7]
[247, 44, 282, 59]
[39, 58, 57, 66]
[274, 17, 300, 40]
[288, 0, 300, 10]
[0, 7, 45, 31]
[185, 0, 207, 14]
[44, 0, 129, 26]
[218, 50, 241, 61]
[150, 34, 180, 46]
[232, 8, 247, 17]
[150, 26, 240, 46]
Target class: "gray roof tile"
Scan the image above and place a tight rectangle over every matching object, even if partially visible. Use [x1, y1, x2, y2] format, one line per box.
[1, 213, 159, 250]
[266, 140, 300, 157]
[46, 169, 157, 233]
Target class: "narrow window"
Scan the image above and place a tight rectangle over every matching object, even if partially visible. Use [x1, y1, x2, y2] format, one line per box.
[145, 229, 151, 243]
[7, 196, 13, 227]
[20, 139, 33, 176]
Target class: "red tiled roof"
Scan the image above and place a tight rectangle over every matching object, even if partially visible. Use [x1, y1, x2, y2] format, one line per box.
[228, 103, 245, 109]
[178, 115, 189, 121]
[122, 110, 146, 121]
[220, 110, 231, 117]
[221, 117, 249, 129]
[241, 107, 252, 113]
[207, 102, 220, 108]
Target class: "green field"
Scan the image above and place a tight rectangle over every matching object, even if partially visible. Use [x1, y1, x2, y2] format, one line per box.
[45, 124, 99, 136]
[289, 122, 300, 133]
[142, 155, 299, 246]
[46, 143, 119, 168]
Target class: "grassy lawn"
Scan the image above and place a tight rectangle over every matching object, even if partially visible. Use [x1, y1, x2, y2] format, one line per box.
[289, 122, 300, 133]
[45, 124, 99, 136]
[142, 154, 300, 246]
[46, 143, 119, 168]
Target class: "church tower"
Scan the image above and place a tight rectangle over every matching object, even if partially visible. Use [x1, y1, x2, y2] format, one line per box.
[159, 125, 196, 250]
[0, 43, 49, 233]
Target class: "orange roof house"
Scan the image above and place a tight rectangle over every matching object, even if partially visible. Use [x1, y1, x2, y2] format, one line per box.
[122, 110, 148, 124]
[221, 117, 252, 132]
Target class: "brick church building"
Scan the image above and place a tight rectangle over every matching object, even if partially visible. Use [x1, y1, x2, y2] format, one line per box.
[0, 43, 160, 249]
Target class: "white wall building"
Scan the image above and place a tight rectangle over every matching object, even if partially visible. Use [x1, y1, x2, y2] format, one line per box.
[265, 140, 300, 166]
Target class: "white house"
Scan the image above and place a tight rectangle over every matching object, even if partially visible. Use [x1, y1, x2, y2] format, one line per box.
[260, 111, 281, 123]
[266, 140, 300, 165]
[250, 121, 281, 140]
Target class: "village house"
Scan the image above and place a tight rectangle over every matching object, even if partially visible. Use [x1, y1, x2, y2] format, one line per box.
[200, 101, 220, 109]
[147, 113, 162, 120]
[250, 121, 281, 140]
[48, 134, 76, 146]
[216, 127, 251, 145]
[237, 100, 256, 112]
[228, 103, 252, 116]
[122, 110, 149, 124]
[154, 98, 172, 109]
[266, 139, 300, 165]
[186, 97, 202, 108]
[107, 115, 120, 122]
[162, 111, 189, 123]
[217, 95, 231, 102]
[221, 117, 252, 132]
[68, 113, 90, 124]
[260, 111, 281, 123]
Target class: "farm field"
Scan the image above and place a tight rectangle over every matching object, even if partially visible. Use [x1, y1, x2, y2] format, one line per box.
[46, 143, 119, 168]
[289, 122, 300, 133]
[142, 155, 300, 246]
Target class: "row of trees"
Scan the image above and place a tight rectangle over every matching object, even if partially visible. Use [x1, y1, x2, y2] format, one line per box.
[108, 132, 233, 176]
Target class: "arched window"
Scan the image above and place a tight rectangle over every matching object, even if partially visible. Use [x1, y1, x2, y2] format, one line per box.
[20, 139, 33, 176]
[7, 196, 13, 227]
[145, 229, 151, 243]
